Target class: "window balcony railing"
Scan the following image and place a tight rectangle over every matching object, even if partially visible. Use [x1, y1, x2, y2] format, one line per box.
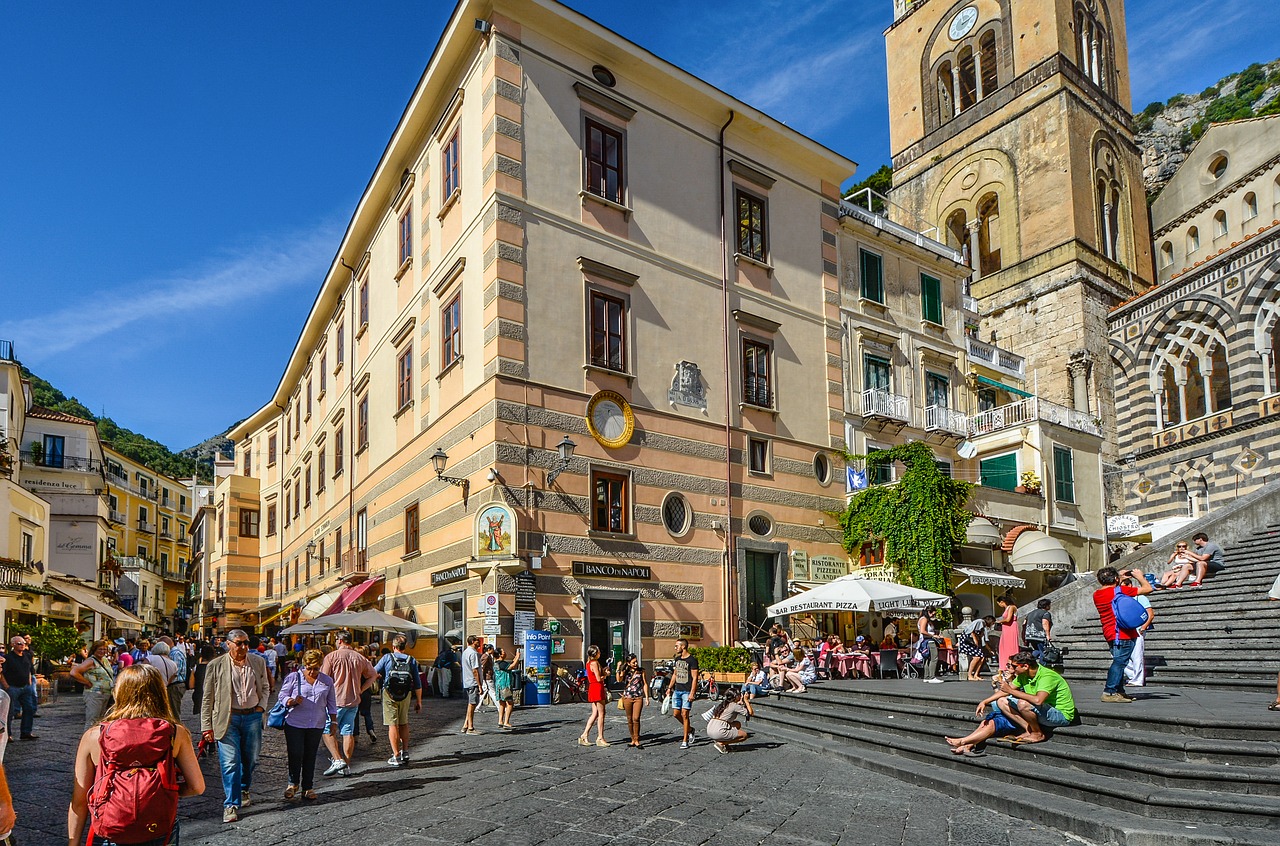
[160, 495, 175, 509]
[20, 451, 105, 473]
[0, 560, 35, 588]
[108, 510, 126, 524]
[857, 389, 912, 424]
[340, 549, 368, 578]
[159, 529, 173, 540]
[742, 382, 774, 409]
[970, 397, 1102, 438]
[107, 469, 128, 485]
[966, 336, 1025, 380]
[924, 405, 970, 436]
[133, 485, 158, 501]
[137, 520, 156, 534]
[962, 295, 980, 314]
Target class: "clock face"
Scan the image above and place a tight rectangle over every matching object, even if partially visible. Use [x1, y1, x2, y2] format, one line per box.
[586, 391, 635, 449]
[949, 6, 979, 40]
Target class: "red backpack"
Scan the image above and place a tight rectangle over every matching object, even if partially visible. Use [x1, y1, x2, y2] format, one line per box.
[88, 718, 179, 843]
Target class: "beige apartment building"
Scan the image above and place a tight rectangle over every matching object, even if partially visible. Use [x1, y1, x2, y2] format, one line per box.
[226, 0, 857, 661]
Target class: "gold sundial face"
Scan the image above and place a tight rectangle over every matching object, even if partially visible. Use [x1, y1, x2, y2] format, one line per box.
[586, 390, 634, 449]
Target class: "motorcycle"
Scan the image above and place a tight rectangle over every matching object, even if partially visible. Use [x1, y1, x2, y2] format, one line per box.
[649, 659, 673, 700]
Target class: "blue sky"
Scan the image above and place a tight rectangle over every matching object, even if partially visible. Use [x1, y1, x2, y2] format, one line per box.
[1, 1, 1276, 451]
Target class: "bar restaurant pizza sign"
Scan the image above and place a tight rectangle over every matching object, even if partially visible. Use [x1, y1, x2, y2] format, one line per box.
[810, 555, 849, 583]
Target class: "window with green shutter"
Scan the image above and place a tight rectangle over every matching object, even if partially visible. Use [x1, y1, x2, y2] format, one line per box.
[921, 273, 943, 325]
[860, 249, 884, 303]
[1053, 445, 1075, 503]
[979, 453, 1018, 491]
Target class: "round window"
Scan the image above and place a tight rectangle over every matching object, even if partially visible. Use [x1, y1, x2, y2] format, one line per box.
[661, 492, 692, 537]
[591, 65, 617, 88]
[813, 452, 832, 485]
[1209, 155, 1228, 179]
[747, 511, 774, 538]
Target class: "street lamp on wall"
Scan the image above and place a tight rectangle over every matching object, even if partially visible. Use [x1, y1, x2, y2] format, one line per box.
[430, 447, 470, 499]
[305, 540, 330, 567]
[545, 435, 577, 486]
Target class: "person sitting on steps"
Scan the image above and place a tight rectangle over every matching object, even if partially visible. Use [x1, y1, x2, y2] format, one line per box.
[945, 651, 1076, 754]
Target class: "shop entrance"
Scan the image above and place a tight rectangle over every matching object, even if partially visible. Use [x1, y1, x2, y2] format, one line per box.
[743, 550, 777, 639]
[586, 596, 634, 666]
[438, 592, 465, 695]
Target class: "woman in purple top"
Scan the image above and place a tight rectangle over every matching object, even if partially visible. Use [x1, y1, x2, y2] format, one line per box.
[278, 649, 338, 800]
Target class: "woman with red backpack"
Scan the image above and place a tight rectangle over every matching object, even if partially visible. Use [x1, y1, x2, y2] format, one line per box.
[68, 663, 205, 846]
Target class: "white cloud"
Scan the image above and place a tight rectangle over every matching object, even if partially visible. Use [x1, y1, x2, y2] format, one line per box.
[1127, 0, 1252, 101]
[0, 223, 338, 361]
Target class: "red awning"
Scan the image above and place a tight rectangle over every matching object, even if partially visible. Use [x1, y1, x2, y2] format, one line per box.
[320, 576, 385, 617]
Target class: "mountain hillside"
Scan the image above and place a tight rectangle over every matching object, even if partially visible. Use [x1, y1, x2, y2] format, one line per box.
[21, 366, 215, 483]
[179, 428, 238, 468]
[1137, 58, 1280, 198]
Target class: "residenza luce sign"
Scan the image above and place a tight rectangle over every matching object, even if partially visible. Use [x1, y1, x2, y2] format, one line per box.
[571, 562, 652, 580]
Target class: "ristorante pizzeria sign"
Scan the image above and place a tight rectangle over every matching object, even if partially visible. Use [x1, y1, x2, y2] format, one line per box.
[571, 562, 652, 580]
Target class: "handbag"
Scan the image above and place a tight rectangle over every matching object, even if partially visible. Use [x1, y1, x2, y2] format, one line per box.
[1039, 644, 1064, 666]
[617, 697, 626, 711]
[267, 671, 300, 730]
[660, 692, 672, 715]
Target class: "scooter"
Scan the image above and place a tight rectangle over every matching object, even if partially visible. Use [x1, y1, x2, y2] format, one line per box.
[649, 659, 673, 700]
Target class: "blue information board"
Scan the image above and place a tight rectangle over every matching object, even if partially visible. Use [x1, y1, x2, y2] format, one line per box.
[523, 630, 552, 706]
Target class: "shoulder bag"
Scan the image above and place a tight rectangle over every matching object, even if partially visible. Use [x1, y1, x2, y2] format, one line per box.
[267, 671, 300, 730]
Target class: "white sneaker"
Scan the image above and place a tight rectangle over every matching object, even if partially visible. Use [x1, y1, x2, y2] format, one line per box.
[398, 751, 409, 762]
[688, 729, 697, 742]
[680, 740, 689, 749]
[926, 678, 945, 684]
[323, 759, 346, 777]
[241, 791, 252, 807]
[223, 806, 239, 823]
[387, 755, 402, 767]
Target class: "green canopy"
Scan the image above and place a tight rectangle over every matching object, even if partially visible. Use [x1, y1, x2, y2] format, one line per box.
[975, 374, 1033, 398]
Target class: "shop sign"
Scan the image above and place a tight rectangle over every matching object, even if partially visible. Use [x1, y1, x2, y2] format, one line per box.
[513, 610, 536, 645]
[474, 502, 518, 559]
[678, 623, 702, 640]
[1106, 514, 1140, 538]
[790, 550, 810, 580]
[431, 564, 469, 587]
[810, 555, 849, 582]
[514, 569, 537, 611]
[571, 561, 652, 580]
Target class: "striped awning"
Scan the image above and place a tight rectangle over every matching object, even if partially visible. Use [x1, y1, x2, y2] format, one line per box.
[321, 576, 384, 617]
[975, 374, 1034, 398]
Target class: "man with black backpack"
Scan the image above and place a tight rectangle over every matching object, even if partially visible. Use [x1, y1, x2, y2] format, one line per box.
[1092, 567, 1152, 703]
[373, 636, 422, 767]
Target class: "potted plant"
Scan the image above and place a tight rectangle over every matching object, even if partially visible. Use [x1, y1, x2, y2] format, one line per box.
[1017, 470, 1042, 495]
[27, 440, 43, 466]
[689, 646, 753, 683]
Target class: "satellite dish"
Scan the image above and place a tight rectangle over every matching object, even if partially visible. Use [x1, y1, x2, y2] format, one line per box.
[957, 441, 977, 460]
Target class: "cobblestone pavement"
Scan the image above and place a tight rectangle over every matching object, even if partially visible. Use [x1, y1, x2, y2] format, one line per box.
[8, 692, 1089, 846]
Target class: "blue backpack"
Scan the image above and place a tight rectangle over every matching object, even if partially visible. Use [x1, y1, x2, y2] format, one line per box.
[1111, 587, 1149, 631]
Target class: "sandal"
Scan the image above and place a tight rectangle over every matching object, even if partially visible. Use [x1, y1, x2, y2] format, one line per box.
[303, 789, 318, 801]
[284, 785, 298, 800]
[1268, 701, 1280, 712]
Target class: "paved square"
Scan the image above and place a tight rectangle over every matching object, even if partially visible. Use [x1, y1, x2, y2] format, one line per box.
[9, 693, 1083, 845]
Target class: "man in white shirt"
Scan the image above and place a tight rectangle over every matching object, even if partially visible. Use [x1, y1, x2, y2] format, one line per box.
[460, 635, 482, 735]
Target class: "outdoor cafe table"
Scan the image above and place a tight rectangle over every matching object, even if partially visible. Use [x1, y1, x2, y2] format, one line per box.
[828, 648, 958, 678]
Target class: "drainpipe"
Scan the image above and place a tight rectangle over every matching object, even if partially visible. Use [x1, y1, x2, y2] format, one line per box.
[272, 399, 287, 620]
[340, 259, 358, 579]
[718, 111, 736, 646]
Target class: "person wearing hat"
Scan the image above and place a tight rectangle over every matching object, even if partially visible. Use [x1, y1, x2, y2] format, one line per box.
[70, 641, 115, 730]
[849, 636, 873, 679]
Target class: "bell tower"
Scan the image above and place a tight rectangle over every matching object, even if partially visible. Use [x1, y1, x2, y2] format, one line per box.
[884, 0, 1153, 457]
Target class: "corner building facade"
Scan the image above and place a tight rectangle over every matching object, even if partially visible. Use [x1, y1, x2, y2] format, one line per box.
[883, 0, 1154, 495]
[229, 0, 856, 663]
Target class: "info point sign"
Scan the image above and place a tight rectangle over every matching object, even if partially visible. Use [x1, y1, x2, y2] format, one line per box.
[524, 629, 552, 706]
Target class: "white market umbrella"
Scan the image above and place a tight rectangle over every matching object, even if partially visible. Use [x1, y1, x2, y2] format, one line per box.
[324, 608, 436, 634]
[767, 574, 950, 618]
[278, 618, 346, 635]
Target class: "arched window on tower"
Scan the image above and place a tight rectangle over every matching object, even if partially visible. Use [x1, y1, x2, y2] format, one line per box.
[1151, 320, 1233, 428]
[1253, 291, 1280, 395]
[946, 209, 969, 265]
[957, 46, 977, 111]
[1094, 138, 1123, 262]
[1188, 226, 1200, 254]
[979, 31, 999, 95]
[1075, 3, 1113, 92]
[1243, 192, 1258, 222]
[1159, 241, 1174, 269]
[977, 193, 1002, 276]
[1213, 210, 1228, 239]
[937, 61, 955, 121]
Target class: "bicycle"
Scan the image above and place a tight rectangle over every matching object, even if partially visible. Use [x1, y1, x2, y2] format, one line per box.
[696, 673, 721, 701]
[550, 664, 588, 704]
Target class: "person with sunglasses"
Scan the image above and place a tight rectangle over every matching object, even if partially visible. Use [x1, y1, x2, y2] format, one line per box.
[200, 630, 271, 823]
[1158, 541, 1197, 588]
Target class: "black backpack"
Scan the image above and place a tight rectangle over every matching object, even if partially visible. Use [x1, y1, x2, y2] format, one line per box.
[384, 655, 414, 701]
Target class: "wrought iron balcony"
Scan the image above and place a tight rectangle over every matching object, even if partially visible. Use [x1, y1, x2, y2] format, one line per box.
[0, 559, 36, 588]
[924, 405, 970, 436]
[966, 336, 1025, 380]
[108, 510, 126, 524]
[137, 520, 156, 534]
[857, 389, 911, 424]
[970, 397, 1102, 438]
[340, 549, 368, 578]
[742, 381, 774, 410]
[159, 529, 173, 540]
[20, 450, 105, 473]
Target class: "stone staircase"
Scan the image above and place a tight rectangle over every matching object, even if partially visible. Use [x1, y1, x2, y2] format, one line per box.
[1052, 524, 1280, 691]
[751, 680, 1280, 846]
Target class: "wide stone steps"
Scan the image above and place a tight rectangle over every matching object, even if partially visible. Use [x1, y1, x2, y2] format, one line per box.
[752, 680, 1280, 845]
[1047, 527, 1280, 691]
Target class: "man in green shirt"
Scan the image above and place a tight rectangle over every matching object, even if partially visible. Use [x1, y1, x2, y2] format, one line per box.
[944, 651, 1075, 754]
